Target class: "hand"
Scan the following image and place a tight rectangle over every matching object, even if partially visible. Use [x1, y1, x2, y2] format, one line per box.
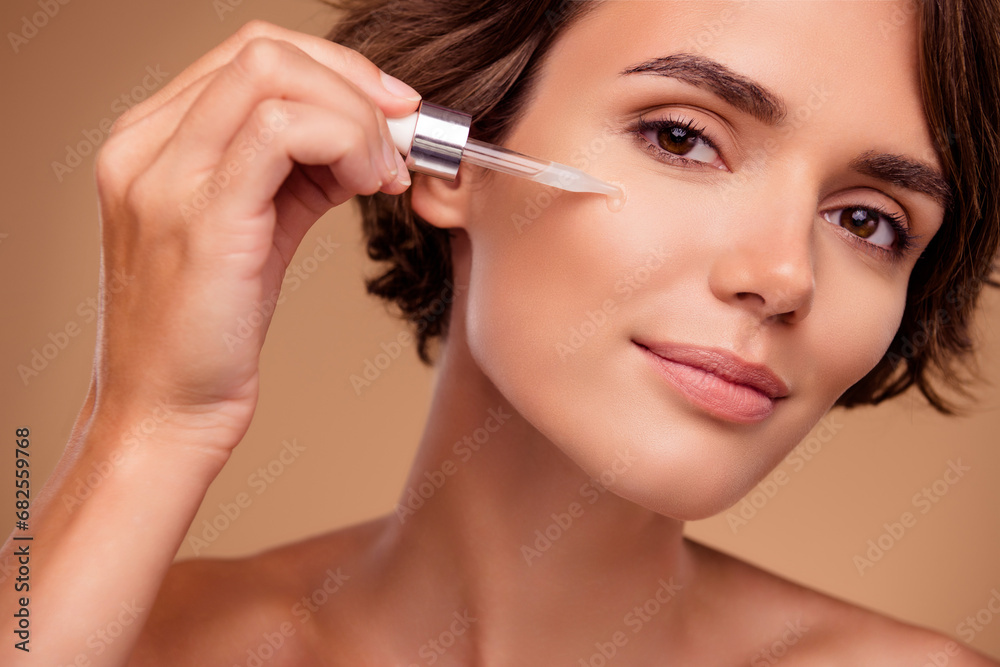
[89, 19, 420, 455]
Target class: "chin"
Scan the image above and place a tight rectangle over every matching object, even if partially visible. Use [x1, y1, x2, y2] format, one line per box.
[496, 370, 802, 522]
[567, 423, 785, 521]
[465, 292, 837, 524]
[610, 450, 773, 521]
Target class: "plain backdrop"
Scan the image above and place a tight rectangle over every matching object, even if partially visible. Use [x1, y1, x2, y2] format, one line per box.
[1, 0, 999, 659]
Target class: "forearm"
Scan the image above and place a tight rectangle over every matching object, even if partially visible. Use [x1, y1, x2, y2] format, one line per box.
[0, 403, 230, 666]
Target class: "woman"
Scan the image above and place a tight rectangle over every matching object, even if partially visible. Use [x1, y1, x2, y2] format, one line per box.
[4, 0, 999, 664]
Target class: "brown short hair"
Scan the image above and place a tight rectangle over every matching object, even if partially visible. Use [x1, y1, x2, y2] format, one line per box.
[325, 0, 1000, 415]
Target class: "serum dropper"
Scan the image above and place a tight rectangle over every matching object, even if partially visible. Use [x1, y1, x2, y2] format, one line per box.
[386, 101, 625, 206]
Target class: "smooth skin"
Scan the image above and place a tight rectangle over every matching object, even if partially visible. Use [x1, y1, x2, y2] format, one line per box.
[0, 19, 417, 667]
[3, 2, 999, 665]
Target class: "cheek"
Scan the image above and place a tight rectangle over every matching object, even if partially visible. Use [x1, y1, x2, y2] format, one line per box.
[464, 177, 630, 401]
[463, 159, 708, 374]
[463, 175, 666, 471]
[797, 268, 907, 402]
[461, 175, 761, 519]
[458, 158, 910, 522]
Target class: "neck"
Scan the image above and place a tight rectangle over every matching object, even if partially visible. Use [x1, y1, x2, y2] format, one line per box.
[363, 300, 697, 664]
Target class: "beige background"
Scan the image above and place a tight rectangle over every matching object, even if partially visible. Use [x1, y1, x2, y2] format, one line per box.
[1, 0, 999, 658]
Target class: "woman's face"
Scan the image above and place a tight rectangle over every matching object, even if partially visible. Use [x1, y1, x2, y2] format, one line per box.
[437, 0, 948, 519]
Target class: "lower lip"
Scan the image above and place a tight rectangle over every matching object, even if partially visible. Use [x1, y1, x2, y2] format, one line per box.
[636, 344, 777, 424]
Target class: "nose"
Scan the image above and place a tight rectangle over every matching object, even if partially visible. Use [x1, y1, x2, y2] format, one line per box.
[707, 187, 816, 325]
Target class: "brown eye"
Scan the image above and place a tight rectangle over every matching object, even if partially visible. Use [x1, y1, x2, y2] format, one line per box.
[839, 207, 879, 239]
[657, 125, 701, 156]
[638, 117, 724, 168]
[822, 206, 899, 249]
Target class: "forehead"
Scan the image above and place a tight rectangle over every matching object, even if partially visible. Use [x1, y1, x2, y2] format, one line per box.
[536, 0, 938, 170]
[556, 0, 922, 89]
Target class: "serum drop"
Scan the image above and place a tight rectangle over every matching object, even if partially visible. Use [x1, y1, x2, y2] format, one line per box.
[386, 100, 625, 203]
[606, 184, 626, 212]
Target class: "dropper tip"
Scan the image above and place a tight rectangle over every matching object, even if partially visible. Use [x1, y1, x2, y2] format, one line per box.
[605, 182, 626, 212]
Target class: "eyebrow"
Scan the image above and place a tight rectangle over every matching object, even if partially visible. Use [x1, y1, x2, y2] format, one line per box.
[620, 54, 952, 208]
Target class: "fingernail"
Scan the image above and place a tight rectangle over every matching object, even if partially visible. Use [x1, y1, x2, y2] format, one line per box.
[380, 70, 421, 101]
[381, 139, 399, 178]
[395, 152, 410, 186]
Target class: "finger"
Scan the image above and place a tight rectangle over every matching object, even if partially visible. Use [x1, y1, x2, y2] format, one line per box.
[175, 100, 394, 250]
[162, 38, 400, 181]
[101, 67, 218, 178]
[269, 161, 409, 263]
[268, 164, 353, 264]
[112, 19, 420, 134]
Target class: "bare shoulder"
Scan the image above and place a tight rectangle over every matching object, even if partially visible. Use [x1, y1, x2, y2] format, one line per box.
[127, 554, 314, 666]
[684, 537, 999, 666]
[128, 516, 387, 666]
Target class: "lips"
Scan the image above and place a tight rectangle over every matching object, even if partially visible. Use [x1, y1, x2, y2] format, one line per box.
[634, 340, 789, 399]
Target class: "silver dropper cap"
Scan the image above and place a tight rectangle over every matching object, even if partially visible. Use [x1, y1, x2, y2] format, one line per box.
[385, 101, 623, 200]
[400, 101, 471, 181]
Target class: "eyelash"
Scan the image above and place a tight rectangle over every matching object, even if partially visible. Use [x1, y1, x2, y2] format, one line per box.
[633, 114, 919, 262]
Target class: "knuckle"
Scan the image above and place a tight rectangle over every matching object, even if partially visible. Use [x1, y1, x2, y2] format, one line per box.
[338, 120, 368, 153]
[108, 110, 133, 136]
[332, 48, 380, 89]
[254, 99, 289, 130]
[232, 37, 284, 82]
[121, 175, 149, 216]
[329, 74, 380, 130]
[326, 44, 353, 71]
[94, 137, 132, 198]
[330, 40, 370, 71]
[234, 19, 276, 44]
[365, 96, 384, 128]
[122, 170, 167, 220]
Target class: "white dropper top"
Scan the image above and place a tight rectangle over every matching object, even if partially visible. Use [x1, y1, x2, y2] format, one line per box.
[386, 112, 419, 161]
[386, 109, 624, 200]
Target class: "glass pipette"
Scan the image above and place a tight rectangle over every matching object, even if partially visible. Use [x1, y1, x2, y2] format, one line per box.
[386, 101, 624, 201]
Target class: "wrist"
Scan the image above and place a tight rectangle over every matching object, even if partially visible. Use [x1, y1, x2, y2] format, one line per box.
[81, 397, 235, 481]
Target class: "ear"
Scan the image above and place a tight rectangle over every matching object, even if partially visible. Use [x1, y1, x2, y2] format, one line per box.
[408, 163, 473, 230]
